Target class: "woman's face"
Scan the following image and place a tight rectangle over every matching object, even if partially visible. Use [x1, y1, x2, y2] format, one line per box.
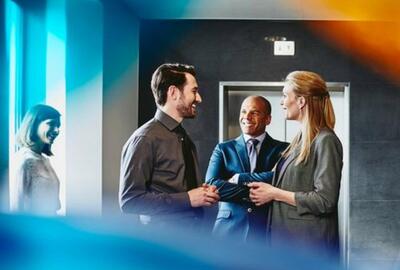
[37, 118, 60, 145]
[281, 84, 302, 121]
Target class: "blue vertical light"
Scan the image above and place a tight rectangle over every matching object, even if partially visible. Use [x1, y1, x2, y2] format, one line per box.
[6, 0, 23, 208]
[6, 0, 22, 155]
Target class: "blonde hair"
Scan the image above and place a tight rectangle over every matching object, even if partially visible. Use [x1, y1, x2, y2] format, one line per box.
[282, 71, 335, 164]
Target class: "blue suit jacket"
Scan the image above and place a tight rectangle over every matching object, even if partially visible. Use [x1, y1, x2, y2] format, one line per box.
[205, 133, 288, 242]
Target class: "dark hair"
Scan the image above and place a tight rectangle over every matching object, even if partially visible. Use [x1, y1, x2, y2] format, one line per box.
[16, 104, 61, 156]
[150, 63, 196, 106]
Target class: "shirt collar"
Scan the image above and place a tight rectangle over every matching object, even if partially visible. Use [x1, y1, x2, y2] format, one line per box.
[243, 132, 266, 144]
[155, 109, 181, 131]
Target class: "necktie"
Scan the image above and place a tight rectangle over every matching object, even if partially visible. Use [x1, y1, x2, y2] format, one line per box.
[175, 125, 198, 191]
[248, 139, 259, 172]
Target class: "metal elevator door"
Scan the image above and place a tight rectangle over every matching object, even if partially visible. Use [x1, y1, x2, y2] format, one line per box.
[221, 84, 345, 144]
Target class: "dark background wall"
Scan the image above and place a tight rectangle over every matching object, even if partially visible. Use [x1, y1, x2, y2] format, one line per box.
[138, 20, 400, 268]
[139, 20, 354, 174]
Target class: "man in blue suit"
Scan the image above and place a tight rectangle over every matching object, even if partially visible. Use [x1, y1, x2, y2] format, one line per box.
[206, 96, 288, 243]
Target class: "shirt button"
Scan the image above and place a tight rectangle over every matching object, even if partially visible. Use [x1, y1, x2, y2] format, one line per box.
[247, 208, 253, 213]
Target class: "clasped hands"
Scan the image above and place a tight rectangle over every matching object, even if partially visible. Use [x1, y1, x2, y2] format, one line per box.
[248, 182, 276, 206]
[188, 183, 220, 207]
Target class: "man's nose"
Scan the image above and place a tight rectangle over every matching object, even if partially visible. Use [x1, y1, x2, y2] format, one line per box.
[196, 92, 202, 103]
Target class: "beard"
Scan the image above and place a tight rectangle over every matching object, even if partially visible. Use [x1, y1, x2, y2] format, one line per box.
[177, 98, 197, 119]
[177, 103, 196, 118]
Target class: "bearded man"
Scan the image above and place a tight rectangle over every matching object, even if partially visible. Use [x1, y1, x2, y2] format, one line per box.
[119, 63, 219, 229]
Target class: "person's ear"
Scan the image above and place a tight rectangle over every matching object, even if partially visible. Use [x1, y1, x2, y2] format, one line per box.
[265, 114, 272, 126]
[167, 85, 179, 101]
[297, 96, 306, 110]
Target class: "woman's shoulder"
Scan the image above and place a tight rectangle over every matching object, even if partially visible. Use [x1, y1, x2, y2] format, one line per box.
[316, 128, 340, 141]
[315, 128, 342, 149]
[15, 148, 44, 169]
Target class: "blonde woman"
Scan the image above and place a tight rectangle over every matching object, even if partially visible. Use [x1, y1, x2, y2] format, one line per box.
[10, 104, 61, 216]
[248, 71, 343, 255]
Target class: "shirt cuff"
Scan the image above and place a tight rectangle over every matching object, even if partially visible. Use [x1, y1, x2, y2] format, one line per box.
[169, 192, 192, 211]
[228, 174, 239, 184]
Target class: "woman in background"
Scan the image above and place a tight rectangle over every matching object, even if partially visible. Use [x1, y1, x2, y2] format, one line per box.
[10, 104, 61, 216]
[248, 71, 343, 256]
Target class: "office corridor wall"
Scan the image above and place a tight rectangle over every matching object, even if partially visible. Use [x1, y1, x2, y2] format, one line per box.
[138, 20, 400, 269]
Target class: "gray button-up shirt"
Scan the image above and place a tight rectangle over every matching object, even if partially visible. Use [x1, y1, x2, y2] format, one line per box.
[119, 109, 202, 219]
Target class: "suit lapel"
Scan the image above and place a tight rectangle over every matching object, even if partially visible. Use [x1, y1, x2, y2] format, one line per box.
[234, 135, 250, 172]
[274, 151, 296, 187]
[256, 133, 273, 171]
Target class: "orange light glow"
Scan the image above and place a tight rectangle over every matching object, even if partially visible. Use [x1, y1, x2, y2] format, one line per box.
[286, 0, 400, 85]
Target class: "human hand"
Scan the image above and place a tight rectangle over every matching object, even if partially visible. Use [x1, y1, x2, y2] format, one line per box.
[188, 185, 220, 207]
[248, 182, 276, 206]
[202, 183, 218, 192]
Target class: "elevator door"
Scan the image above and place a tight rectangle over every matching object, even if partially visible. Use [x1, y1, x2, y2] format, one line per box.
[221, 86, 344, 144]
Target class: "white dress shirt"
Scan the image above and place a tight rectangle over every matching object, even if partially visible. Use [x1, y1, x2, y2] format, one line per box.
[229, 133, 266, 184]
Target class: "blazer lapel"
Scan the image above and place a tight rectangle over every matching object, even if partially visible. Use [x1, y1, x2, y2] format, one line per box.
[256, 132, 272, 171]
[274, 152, 296, 187]
[234, 135, 250, 172]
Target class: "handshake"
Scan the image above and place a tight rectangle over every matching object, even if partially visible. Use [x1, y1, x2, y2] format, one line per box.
[187, 181, 279, 208]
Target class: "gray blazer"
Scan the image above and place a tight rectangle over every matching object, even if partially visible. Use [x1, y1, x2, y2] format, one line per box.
[269, 128, 343, 254]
